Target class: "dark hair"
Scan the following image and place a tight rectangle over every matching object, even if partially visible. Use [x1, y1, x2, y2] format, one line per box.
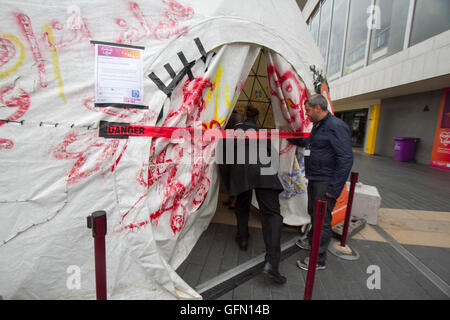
[305, 94, 328, 111]
[227, 112, 244, 128]
[246, 105, 259, 119]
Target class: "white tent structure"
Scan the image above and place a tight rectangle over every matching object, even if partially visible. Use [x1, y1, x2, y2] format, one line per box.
[0, 0, 325, 299]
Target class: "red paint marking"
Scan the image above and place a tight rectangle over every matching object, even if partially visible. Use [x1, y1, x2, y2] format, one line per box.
[150, 180, 185, 225]
[45, 16, 92, 49]
[279, 143, 295, 156]
[153, 0, 193, 40]
[166, 0, 194, 19]
[191, 176, 210, 206]
[0, 85, 31, 150]
[83, 97, 156, 174]
[267, 65, 310, 132]
[183, 77, 213, 124]
[0, 138, 14, 149]
[83, 98, 132, 119]
[116, 74, 216, 235]
[111, 141, 128, 172]
[123, 220, 150, 231]
[115, 18, 141, 44]
[0, 85, 31, 125]
[147, 146, 171, 188]
[83, 97, 157, 122]
[117, 1, 194, 43]
[207, 120, 222, 129]
[15, 13, 48, 88]
[119, 192, 148, 224]
[170, 209, 186, 234]
[0, 37, 16, 67]
[52, 131, 120, 185]
[52, 131, 83, 160]
[129, 1, 152, 37]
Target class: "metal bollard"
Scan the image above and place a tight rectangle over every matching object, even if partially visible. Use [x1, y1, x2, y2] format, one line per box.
[304, 198, 327, 300]
[87, 211, 107, 300]
[340, 172, 359, 247]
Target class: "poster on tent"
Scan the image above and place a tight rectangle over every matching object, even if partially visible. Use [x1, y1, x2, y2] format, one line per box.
[93, 41, 146, 108]
[430, 87, 450, 171]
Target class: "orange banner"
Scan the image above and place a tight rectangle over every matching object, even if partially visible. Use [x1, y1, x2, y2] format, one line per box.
[430, 88, 450, 171]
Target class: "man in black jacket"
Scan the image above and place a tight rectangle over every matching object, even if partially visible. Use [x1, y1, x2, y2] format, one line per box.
[287, 94, 353, 271]
[227, 106, 286, 284]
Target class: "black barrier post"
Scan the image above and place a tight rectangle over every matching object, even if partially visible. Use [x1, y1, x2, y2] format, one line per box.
[341, 172, 359, 247]
[304, 198, 327, 300]
[87, 211, 107, 300]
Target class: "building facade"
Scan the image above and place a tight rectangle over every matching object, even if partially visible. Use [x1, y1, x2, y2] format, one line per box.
[299, 0, 450, 167]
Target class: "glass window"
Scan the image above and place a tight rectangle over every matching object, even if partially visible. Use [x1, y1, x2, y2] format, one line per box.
[318, 0, 332, 60]
[326, 0, 349, 80]
[410, 0, 450, 47]
[310, 8, 320, 43]
[368, 0, 410, 64]
[343, 0, 371, 75]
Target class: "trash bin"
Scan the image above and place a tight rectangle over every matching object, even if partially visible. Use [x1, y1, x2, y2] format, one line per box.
[393, 137, 420, 162]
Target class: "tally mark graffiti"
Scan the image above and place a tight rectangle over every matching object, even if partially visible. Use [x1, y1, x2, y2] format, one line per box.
[148, 37, 215, 98]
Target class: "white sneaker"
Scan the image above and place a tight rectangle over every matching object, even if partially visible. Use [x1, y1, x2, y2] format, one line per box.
[295, 238, 311, 250]
[296, 257, 326, 271]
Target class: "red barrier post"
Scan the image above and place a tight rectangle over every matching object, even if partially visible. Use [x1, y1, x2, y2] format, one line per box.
[87, 211, 107, 300]
[304, 198, 327, 300]
[340, 172, 359, 247]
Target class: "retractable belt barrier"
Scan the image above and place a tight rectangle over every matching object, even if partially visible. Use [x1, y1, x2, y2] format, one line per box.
[94, 121, 310, 299]
[99, 120, 310, 140]
[341, 172, 359, 247]
[304, 198, 327, 300]
[87, 211, 107, 300]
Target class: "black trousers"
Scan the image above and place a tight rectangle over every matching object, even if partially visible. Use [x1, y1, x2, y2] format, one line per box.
[306, 181, 337, 265]
[234, 188, 283, 269]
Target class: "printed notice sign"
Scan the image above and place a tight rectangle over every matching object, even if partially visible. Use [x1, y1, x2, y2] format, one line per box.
[93, 41, 146, 108]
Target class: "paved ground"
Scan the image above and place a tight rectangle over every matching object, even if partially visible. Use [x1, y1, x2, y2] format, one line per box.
[176, 151, 450, 300]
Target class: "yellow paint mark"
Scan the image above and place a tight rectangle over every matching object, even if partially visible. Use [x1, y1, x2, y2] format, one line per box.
[43, 24, 66, 103]
[205, 86, 214, 108]
[365, 104, 380, 155]
[0, 33, 26, 78]
[204, 63, 227, 127]
[286, 98, 293, 109]
[214, 64, 224, 121]
[225, 83, 238, 108]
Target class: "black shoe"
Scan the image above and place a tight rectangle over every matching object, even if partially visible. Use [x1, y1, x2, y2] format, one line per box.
[235, 235, 248, 251]
[263, 262, 287, 285]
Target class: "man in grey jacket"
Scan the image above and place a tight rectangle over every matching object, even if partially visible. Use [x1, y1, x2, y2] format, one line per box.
[287, 94, 353, 271]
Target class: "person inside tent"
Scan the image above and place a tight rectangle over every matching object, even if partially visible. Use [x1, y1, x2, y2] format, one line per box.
[227, 105, 286, 285]
[219, 111, 244, 210]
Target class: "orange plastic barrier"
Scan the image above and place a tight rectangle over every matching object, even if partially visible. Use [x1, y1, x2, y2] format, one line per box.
[331, 184, 348, 227]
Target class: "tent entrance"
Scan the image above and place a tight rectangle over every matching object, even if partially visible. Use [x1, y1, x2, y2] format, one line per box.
[234, 49, 276, 130]
[178, 45, 312, 297]
[211, 48, 276, 228]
